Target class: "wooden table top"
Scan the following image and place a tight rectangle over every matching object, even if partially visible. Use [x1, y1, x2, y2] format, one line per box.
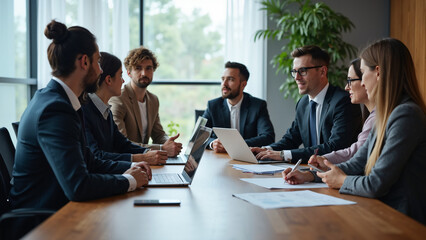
[24, 150, 426, 240]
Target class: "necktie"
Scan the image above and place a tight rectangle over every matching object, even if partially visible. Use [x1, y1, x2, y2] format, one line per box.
[309, 100, 317, 146]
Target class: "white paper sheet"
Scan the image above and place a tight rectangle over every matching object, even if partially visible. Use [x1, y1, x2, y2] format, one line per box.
[232, 164, 288, 174]
[240, 178, 329, 189]
[233, 190, 356, 209]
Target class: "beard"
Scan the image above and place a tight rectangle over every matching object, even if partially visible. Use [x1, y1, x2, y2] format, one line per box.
[83, 65, 100, 93]
[221, 85, 240, 100]
[134, 77, 152, 89]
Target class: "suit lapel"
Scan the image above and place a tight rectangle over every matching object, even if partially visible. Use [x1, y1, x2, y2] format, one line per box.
[318, 86, 333, 144]
[126, 84, 144, 141]
[239, 94, 249, 135]
[368, 130, 377, 157]
[301, 98, 311, 146]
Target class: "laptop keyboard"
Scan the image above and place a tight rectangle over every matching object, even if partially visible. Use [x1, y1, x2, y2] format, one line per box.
[153, 174, 182, 183]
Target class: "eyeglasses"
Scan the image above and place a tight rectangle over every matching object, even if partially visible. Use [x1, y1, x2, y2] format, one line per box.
[290, 66, 323, 78]
[346, 77, 362, 87]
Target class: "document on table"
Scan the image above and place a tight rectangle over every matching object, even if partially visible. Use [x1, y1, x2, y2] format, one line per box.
[233, 190, 356, 209]
[240, 178, 328, 189]
[232, 164, 288, 174]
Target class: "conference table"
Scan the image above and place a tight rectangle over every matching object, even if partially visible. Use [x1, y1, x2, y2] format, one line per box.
[24, 150, 426, 239]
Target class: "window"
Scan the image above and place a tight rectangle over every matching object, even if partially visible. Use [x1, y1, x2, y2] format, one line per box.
[0, 0, 34, 144]
[138, 0, 226, 143]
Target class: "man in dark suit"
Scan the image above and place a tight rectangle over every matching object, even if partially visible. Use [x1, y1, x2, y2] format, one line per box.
[10, 20, 151, 213]
[252, 46, 362, 163]
[203, 61, 275, 153]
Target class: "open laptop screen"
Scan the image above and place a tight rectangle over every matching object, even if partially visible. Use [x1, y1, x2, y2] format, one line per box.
[184, 116, 208, 156]
[183, 126, 211, 180]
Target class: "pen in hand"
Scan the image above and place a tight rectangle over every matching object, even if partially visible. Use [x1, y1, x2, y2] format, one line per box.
[290, 159, 302, 174]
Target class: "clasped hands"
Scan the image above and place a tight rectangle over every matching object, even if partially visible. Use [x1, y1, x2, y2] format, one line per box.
[124, 161, 152, 188]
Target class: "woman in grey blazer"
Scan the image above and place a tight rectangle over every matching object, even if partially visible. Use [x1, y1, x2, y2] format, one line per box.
[283, 38, 426, 224]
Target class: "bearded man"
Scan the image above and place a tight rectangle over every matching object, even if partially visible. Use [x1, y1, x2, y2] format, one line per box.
[202, 61, 275, 153]
[109, 47, 182, 157]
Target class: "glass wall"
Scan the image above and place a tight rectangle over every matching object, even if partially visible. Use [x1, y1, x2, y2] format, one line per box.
[148, 84, 219, 144]
[0, 0, 29, 144]
[141, 0, 225, 144]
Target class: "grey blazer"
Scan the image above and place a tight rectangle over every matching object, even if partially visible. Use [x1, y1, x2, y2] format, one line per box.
[338, 97, 426, 224]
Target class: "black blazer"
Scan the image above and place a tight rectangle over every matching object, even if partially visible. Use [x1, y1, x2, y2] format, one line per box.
[82, 97, 147, 162]
[10, 80, 131, 211]
[203, 92, 275, 147]
[270, 85, 362, 163]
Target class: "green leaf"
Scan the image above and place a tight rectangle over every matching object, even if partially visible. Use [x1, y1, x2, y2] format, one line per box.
[256, 0, 357, 102]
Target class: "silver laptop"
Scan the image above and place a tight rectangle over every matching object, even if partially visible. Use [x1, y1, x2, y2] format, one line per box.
[165, 116, 208, 165]
[213, 127, 282, 164]
[148, 126, 212, 186]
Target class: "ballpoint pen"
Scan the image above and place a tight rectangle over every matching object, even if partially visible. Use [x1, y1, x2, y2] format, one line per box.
[290, 159, 302, 173]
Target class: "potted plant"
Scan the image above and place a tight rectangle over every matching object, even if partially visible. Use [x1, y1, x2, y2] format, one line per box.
[255, 0, 357, 101]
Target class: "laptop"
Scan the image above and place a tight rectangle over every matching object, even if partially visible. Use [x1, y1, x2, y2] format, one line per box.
[212, 127, 283, 164]
[165, 116, 208, 165]
[148, 126, 212, 186]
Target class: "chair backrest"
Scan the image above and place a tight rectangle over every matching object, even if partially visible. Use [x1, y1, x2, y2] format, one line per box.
[195, 109, 205, 123]
[0, 128, 15, 179]
[0, 154, 11, 215]
[11, 122, 19, 137]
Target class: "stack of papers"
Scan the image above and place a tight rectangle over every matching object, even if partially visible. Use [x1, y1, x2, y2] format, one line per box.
[232, 164, 290, 174]
[233, 190, 356, 209]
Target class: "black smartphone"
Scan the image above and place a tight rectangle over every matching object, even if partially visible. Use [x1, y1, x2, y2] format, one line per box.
[134, 199, 181, 206]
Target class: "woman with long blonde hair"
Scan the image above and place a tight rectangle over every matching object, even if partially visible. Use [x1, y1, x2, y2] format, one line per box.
[284, 38, 426, 224]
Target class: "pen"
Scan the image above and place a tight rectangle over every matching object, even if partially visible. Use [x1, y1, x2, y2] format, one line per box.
[314, 148, 319, 157]
[290, 159, 302, 173]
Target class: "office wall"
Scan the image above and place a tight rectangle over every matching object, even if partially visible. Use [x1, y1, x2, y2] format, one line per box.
[266, 0, 390, 141]
[390, 0, 426, 102]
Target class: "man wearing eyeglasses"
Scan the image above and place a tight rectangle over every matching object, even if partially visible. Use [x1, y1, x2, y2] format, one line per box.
[252, 45, 362, 163]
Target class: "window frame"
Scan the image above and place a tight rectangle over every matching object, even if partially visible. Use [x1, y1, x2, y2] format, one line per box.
[0, 0, 38, 102]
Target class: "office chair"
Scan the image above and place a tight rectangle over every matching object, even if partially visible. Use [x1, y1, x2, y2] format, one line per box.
[0, 128, 15, 179]
[11, 122, 19, 137]
[0, 153, 55, 239]
[194, 109, 205, 123]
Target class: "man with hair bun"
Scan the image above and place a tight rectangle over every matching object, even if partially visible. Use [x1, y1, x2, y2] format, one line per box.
[10, 20, 151, 226]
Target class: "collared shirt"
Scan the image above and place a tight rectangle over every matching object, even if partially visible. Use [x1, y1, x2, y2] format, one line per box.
[52, 78, 136, 192]
[52, 77, 81, 111]
[226, 95, 244, 132]
[269, 83, 330, 162]
[88, 93, 111, 120]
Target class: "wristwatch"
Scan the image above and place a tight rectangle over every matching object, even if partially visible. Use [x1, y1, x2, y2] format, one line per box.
[280, 150, 285, 161]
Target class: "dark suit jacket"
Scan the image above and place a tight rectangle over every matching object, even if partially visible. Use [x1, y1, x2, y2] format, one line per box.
[270, 85, 362, 163]
[338, 97, 426, 224]
[203, 92, 275, 147]
[81, 97, 148, 162]
[10, 80, 131, 211]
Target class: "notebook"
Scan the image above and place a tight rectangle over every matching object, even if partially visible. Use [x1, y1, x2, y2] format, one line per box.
[212, 127, 283, 164]
[148, 126, 212, 186]
[165, 116, 208, 165]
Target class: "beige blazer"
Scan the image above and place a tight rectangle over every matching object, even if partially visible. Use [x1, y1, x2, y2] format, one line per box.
[109, 83, 168, 149]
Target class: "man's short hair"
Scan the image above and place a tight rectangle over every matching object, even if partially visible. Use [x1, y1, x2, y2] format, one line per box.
[124, 46, 159, 72]
[291, 45, 330, 67]
[225, 61, 250, 81]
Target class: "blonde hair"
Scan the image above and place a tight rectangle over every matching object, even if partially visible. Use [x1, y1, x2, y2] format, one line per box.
[361, 38, 426, 175]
